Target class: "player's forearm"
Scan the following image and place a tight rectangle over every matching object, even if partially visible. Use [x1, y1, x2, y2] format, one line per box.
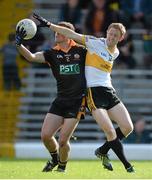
[49, 23, 83, 44]
[49, 23, 74, 39]
[32, 13, 84, 44]
[16, 45, 35, 62]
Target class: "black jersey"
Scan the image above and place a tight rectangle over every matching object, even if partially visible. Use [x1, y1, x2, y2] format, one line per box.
[43, 41, 87, 99]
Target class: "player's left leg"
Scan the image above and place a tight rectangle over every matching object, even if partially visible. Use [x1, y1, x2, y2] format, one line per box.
[57, 118, 79, 172]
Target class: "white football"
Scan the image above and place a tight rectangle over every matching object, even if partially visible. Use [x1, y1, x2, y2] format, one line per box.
[16, 19, 37, 40]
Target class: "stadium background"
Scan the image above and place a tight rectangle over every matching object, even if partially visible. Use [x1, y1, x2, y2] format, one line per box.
[0, 0, 152, 161]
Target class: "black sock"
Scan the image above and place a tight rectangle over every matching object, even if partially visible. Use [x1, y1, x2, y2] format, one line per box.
[98, 127, 125, 154]
[116, 127, 125, 140]
[98, 141, 109, 154]
[58, 160, 67, 170]
[108, 138, 131, 169]
[50, 150, 58, 164]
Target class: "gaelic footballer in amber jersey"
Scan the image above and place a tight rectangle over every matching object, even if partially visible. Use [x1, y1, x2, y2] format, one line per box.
[82, 36, 119, 88]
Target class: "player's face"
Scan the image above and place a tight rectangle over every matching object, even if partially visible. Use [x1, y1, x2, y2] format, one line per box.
[106, 28, 122, 47]
[55, 32, 68, 43]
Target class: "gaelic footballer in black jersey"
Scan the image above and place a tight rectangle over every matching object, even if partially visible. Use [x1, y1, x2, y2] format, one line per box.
[43, 40, 87, 119]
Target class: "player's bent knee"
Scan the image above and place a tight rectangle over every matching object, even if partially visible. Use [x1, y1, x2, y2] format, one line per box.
[128, 123, 134, 134]
[123, 123, 134, 136]
[41, 132, 52, 142]
[58, 137, 70, 148]
[59, 140, 69, 148]
[105, 128, 117, 140]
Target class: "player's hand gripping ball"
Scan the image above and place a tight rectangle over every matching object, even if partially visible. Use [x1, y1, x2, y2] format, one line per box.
[16, 19, 37, 40]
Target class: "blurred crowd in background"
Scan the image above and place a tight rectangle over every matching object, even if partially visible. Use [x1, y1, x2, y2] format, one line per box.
[1, 0, 152, 77]
[25, 0, 152, 70]
[58, 0, 152, 70]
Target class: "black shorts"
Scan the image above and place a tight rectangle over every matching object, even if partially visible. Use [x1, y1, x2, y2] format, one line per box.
[48, 97, 86, 119]
[87, 86, 120, 111]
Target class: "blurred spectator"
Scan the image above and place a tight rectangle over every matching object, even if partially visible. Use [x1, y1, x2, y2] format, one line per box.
[107, 0, 120, 12]
[124, 117, 151, 144]
[83, 0, 119, 37]
[59, 0, 82, 32]
[114, 33, 137, 69]
[120, 0, 152, 28]
[78, 0, 91, 9]
[37, 39, 52, 51]
[0, 33, 21, 91]
[142, 29, 152, 70]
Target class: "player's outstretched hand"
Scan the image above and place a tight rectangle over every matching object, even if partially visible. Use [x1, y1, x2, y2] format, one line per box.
[33, 13, 50, 27]
[15, 26, 27, 46]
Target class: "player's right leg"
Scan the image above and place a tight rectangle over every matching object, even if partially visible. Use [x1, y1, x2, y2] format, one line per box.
[92, 109, 116, 171]
[41, 113, 63, 172]
[57, 117, 79, 172]
[95, 148, 113, 171]
[108, 102, 134, 137]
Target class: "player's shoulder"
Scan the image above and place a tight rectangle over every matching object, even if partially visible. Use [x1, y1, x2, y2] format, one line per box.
[43, 48, 56, 58]
[85, 35, 98, 42]
[44, 48, 59, 53]
[99, 37, 106, 44]
[75, 44, 86, 49]
[86, 36, 105, 44]
[75, 43, 85, 48]
[73, 44, 87, 52]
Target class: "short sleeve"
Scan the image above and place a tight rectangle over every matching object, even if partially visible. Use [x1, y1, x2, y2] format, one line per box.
[43, 50, 53, 64]
[83, 35, 99, 52]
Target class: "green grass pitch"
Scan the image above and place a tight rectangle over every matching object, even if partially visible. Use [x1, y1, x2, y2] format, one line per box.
[0, 158, 152, 179]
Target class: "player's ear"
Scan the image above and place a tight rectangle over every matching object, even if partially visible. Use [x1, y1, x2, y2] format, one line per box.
[119, 35, 125, 42]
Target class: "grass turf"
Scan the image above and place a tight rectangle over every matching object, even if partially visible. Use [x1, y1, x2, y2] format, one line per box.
[0, 158, 152, 179]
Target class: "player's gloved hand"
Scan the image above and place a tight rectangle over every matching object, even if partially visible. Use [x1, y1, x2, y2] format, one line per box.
[33, 13, 50, 27]
[15, 26, 27, 46]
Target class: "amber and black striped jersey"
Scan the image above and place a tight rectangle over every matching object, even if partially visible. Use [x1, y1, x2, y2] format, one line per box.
[43, 40, 87, 99]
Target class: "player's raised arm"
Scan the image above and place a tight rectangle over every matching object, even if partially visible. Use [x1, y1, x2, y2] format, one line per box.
[50, 24, 83, 45]
[33, 13, 85, 45]
[15, 26, 45, 63]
